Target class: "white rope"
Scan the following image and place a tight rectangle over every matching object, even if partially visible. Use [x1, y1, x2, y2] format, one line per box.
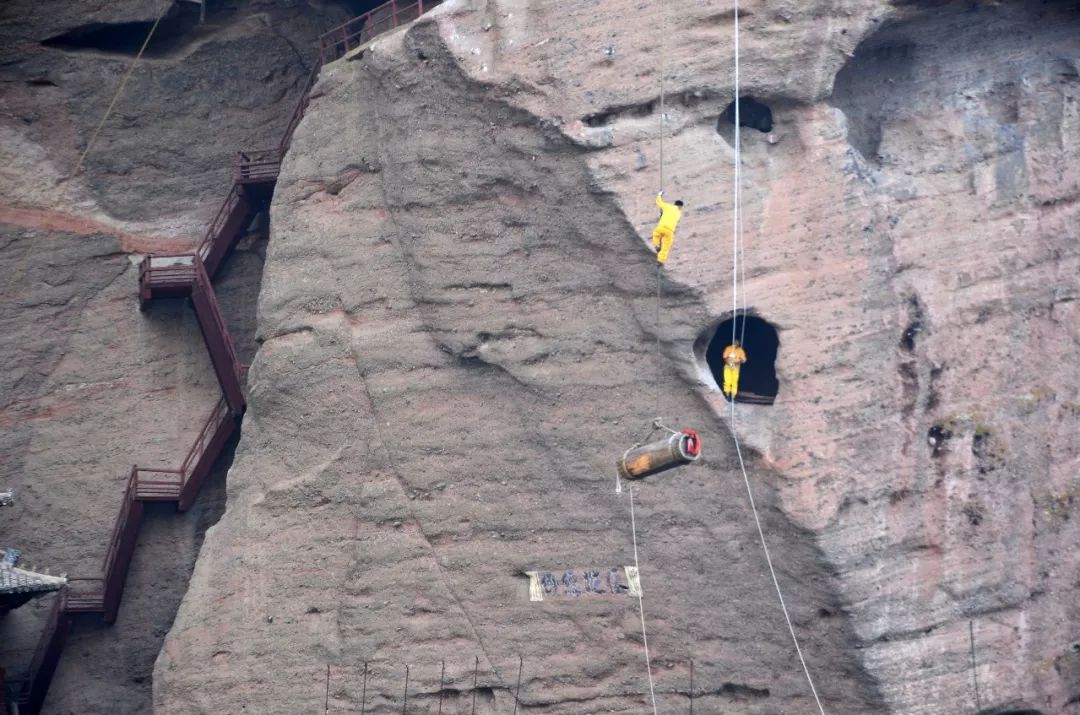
[730, 0, 741, 348]
[728, 2, 823, 711]
[654, 0, 667, 423]
[629, 486, 659, 715]
[729, 400, 826, 714]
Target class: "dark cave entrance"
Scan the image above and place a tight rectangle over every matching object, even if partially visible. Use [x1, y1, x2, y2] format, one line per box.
[720, 96, 774, 133]
[41, 3, 203, 57]
[331, 0, 395, 15]
[828, 0, 1080, 165]
[705, 315, 780, 405]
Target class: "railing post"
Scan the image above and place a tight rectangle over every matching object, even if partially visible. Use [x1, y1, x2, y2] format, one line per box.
[392, 0, 398, 27]
[342, 24, 349, 56]
[418, 0, 424, 15]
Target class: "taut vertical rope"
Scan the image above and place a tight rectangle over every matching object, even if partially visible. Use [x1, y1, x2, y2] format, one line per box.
[728, 3, 825, 711]
[969, 620, 981, 710]
[654, 0, 668, 422]
[630, 486, 659, 715]
[731, 0, 741, 349]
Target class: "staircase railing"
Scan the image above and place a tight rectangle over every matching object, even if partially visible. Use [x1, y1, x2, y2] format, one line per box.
[234, 149, 281, 184]
[17, 593, 67, 708]
[180, 396, 233, 478]
[11, 1, 450, 710]
[101, 468, 137, 587]
[192, 260, 242, 391]
[278, 62, 322, 155]
[101, 468, 143, 621]
[319, 0, 442, 64]
[139, 255, 196, 282]
[196, 184, 244, 264]
[133, 468, 183, 499]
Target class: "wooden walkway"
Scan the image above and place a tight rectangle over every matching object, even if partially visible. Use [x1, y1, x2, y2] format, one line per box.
[10, 1, 443, 711]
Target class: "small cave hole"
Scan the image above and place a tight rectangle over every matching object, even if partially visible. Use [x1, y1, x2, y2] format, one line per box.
[927, 423, 952, 456]
[900, 321, 922, 351]
[703, 315, 780, 405]
[720, 96, 774, 133]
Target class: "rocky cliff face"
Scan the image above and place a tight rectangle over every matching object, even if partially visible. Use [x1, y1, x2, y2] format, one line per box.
[0, 1, 352, 711]
[3, 0, 1079, 713]
[153, 0, 1080, 713]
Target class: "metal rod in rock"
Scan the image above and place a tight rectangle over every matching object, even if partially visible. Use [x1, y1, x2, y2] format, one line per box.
[438, 660, 445, 715]
[402, 664, 410, 715]
[969, 620, 981, 710]
[324, 664, 330, 715]
[513, 655, 523, 715]
[471, 656, 479, 715]
[361, 661, 368, 715]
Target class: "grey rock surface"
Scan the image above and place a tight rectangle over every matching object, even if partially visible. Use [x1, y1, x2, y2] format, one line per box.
[0, 1, 348, 711]
[158, 0, 1080, 713]
[1, 0, 1078, 713]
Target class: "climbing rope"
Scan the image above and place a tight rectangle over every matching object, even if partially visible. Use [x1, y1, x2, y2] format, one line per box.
[625, 4, 668, 712]
[727, 2, 825, 711]
[727, 407, 826, 713]
[629, 486, 659, 715]
[68, 4, 170, 180]
[652, 0, 667, 424]
[737, 129, 748, 347]
[730, 0, 741, 350]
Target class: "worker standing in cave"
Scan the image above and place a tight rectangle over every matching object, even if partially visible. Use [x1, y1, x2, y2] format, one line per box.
[651, 191, 684, 265]
[722, 340, 747, 399]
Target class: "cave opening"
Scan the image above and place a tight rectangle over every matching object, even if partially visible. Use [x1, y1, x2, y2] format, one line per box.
[829, 0, 1080, 166]
[720, 96, 774, 133]
[705, 315, 780, 404]
[41, 4, 203, 57]
[331, 0, 396, 15]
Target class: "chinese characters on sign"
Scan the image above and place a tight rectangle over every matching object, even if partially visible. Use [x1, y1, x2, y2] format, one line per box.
[526, 567, 642, 602]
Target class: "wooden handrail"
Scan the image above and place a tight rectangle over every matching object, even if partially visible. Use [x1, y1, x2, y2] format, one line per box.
[101, 468, 136, 580]
[195, 184, 244, 261]
[278, 62, 321, 154]
[318, 0, 442, 64]
[192, 260, 242, 387]
[233, 148, 281, 183]
[179, 396, 231, 478]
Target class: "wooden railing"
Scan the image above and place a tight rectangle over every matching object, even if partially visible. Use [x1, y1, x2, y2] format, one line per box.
[62, 579, 105, 613]
[278, 63, 321, 154]
[191, 260, 244, 413]
[319, 0, 443, 64]
[101, 469, 143, 622]
[180, 396, 231, 479]
[133, 468, 183, 501]
[194, 261, 239, 379]
[16, 593, 68, 709]
[11, 1, 448, 710]
[139, 255, 195, 282]
[234, 148, 281, 185]
[196, 184, 244, 264]
[178, 396, 235, 510]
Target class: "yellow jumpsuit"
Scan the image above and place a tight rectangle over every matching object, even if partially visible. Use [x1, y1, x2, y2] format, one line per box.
[651, 194, 682, 264]
[721, 344, 747, 397]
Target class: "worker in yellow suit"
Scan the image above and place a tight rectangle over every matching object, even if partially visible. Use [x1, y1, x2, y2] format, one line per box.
[722, 340, 747, 398]
[651, 191, 684, 265]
